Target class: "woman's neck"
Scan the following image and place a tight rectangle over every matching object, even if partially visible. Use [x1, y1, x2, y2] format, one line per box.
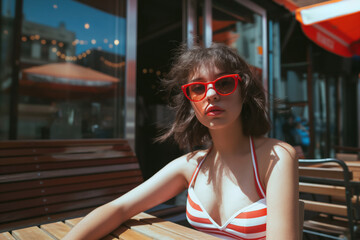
[209, 119, 250, 159]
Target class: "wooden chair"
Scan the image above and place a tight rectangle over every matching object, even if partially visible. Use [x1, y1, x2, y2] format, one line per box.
[299, 158, 359, 240]
[0, 139, 184, 232]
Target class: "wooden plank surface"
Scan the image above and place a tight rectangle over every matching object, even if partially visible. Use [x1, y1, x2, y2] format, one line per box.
[12, 226, 54, 240]
[302, 199, 348, 216]
[0, 170, 142, 194]
[2, 213, 221, 240]
[299, 182, 345, 197]
[64, 217, 83, 227]
[112, 225, 152, 240]
[300, 162, 360, 181]
[40, 222, 72, 239]
[0, 139, 129, 149]
[299, 166, 349, 180]
[0, 232, 15, 240]
[124, 218, 190, 240]
[134, 212, 221, 240]
[0, 163, 140, 183]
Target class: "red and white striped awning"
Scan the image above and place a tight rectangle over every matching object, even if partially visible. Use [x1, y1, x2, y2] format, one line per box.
[275, 0, 360, 57]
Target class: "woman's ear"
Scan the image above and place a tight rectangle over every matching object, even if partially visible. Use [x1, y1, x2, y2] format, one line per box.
[239, 73, 248, 103]
[241, 73, 249, 82]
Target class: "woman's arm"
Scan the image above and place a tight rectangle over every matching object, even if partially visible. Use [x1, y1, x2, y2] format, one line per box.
[63, 155, 192, 240]
[265, 142, 299, 240]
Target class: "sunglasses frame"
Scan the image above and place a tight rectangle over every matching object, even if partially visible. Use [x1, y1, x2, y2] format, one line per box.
[181, 74, 242, 102]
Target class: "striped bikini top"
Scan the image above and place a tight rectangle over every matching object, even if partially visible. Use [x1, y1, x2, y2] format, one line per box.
[186, 137, 267, 240]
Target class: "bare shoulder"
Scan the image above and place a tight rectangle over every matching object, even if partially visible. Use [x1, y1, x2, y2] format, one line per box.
[257, 137, 297, 162]
[271, 138, 296, 160]
[255, 137, 297, 186]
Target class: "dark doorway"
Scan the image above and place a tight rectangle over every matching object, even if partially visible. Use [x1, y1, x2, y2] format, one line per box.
[136, 0, 183, 179]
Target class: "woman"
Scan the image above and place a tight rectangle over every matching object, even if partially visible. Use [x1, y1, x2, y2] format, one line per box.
[64, 43, 299, 240]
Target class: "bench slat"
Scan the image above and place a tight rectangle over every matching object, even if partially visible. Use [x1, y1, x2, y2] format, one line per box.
[299, 166, 347, 180]
[64, 217, 82, 227]
[0, 156, 137, 174]
[0, 179, 141, 211]
[0, 139, 129, 149]
[302, 198, 348, 217]
[112, 225, 152, 240]
[0, 188, 135, 223]
[0, 144, 131, 158]
[40, 222, 72, 239]
[135, 212, 221, 240]
[124, 219, 190, 240]
[0, 151, 135, 166]
[0, 163, 140, 183]
[299, 182, 345, 197]
[0, 170, 142, 193]
[0, 232, 15, 240]
[12, 226, 54, 240]
[0, 207, 96, 232]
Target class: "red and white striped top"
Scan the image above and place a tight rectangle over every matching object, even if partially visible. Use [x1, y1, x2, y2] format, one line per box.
[186, 137, 267, 240]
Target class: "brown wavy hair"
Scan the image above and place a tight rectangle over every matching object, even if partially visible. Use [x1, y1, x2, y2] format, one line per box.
[158, 43, 271, 150]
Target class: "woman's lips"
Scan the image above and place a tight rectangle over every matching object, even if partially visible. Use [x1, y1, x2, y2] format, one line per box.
[206, 106, 224, 116]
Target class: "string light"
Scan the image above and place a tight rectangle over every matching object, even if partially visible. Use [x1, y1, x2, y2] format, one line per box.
[18, 34, 125, 66]
[100, 57, 125, 68]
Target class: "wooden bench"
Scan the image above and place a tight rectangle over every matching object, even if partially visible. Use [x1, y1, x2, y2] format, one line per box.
[299, 158, 360, 240]
[0, 139, 184, 233]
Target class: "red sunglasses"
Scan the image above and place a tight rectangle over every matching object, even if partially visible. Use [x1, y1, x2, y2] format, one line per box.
[181, 74, 242, 102]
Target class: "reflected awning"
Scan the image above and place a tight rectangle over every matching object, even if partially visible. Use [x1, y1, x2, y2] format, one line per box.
[20, 62, 119, 99]
[275, 0, 360, 57]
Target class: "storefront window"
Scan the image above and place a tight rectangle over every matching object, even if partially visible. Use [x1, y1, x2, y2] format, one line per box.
[210, 0, 264, 79]
[2, 0, 127, 139]
[273, 69, 310, 156]
[0, 0, 16, 140]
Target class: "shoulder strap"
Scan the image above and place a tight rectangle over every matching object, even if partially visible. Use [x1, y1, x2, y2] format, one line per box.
[188, 152, 209, 188]
[250, 136, 266, 198]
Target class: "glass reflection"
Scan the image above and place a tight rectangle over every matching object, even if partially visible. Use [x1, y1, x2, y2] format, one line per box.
[203, 0, 264, 82]
[0, 0, 16, 140]
[15, 0, 126, 139]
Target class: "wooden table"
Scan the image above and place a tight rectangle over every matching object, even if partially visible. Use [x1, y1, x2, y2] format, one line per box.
[0, 212, 221, 240]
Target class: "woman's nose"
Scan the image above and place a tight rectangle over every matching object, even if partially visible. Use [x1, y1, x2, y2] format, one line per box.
[205, 84, 218, 100]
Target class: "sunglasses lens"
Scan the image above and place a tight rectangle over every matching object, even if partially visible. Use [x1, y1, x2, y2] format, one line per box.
[186, 83, 206, 101]
[215, 77, 236, 94]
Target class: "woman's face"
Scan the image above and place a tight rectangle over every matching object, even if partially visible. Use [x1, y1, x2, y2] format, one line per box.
[188, 65, 243, 130]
